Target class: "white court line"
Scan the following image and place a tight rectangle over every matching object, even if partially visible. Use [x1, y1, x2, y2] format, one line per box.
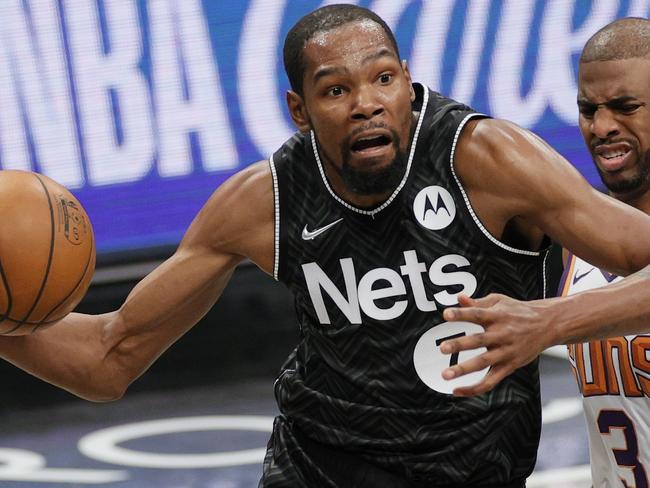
[0, 469, 128, 483]
[1, 412, 591, 485]
[79, 415, 274, 469]
[528, 464, 591, 487]
[0, 448, 128, 483]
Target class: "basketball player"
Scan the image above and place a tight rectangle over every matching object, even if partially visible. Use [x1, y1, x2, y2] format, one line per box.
[441, 17, 650, 487]
[563, 19, 650, 486]
[2, 5, 650, 487]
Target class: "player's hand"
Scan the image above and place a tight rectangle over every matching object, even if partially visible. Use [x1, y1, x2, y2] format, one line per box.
[439, 294, 557, 397]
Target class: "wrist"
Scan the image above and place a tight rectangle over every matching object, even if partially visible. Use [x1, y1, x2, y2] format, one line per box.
[542, 295, 579, 347]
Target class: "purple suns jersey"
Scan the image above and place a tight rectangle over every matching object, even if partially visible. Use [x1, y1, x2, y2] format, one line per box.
[561, 253, 650, 488]
[266, 84, 551, 486]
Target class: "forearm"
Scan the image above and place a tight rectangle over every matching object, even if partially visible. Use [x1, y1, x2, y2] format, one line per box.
[0, 251, 239, 401]
[110, 254, 238, 380]
[550, 264, 650, 345]
[0, 312, 123, 401]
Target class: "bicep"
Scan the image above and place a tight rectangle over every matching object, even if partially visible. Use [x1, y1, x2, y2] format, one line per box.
[180, 161, 275, 274]
[119, 161, 274, 332]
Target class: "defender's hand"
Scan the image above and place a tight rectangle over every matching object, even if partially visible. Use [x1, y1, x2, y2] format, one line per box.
[439, 294, 556, 397]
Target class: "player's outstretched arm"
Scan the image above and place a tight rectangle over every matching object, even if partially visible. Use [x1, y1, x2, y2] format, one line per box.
[438, 118, 650, 396]
[0, 161, 274, 402]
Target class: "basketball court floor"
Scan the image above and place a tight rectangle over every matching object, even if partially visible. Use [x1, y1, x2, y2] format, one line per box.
[0, 352, 592, 488]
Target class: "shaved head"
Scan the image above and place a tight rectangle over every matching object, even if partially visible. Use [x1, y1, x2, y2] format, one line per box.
[581, 17, 650, 63]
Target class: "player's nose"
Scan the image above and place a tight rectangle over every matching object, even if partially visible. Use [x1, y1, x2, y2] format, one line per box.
[590, 108, 620, 140]
[351, 87, 384, 120]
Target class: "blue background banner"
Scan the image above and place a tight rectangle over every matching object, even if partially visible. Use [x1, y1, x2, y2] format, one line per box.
[0, 0, 646, 257]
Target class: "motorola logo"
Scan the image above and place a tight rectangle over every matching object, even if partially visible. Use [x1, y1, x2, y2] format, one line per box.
[413, 186, 456, 230]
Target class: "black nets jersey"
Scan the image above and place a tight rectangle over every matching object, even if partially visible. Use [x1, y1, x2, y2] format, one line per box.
[266, 84, 551, 486]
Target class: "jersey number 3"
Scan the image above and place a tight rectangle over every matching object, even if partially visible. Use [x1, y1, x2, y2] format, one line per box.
[598, 409, 649, 488]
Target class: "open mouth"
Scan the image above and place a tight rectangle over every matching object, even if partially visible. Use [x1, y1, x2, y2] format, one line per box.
[601, 148, 629, 160]
[594, 143, 632, 172]
[350, 135, 392, 153]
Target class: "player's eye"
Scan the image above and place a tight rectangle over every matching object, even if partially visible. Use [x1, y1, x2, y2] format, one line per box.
[578, 105, 596, 119]
[379, 73, 392, 84]
[327, 86, 344, 97]
[619, 104, 641, 114]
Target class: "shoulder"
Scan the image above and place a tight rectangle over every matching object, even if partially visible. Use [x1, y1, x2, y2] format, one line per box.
[457, 118, 544, 159]
[182, 161, 275, 273]
[454, 117, 569, 190]
[452, 119, 517, 192]
[203, 161, 273, 218]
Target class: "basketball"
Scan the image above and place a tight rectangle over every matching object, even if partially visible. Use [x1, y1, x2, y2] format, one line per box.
[0, 170, 95, 335]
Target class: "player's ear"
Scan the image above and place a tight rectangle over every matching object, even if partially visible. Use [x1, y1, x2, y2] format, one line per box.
[402, 60, 415, 102]
[287, 90, 311, 133]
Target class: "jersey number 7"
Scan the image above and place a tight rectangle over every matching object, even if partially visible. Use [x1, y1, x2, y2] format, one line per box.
[436, 332, 466, 367]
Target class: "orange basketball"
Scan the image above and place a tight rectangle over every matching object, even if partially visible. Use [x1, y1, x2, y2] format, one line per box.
[0, 170, 95, 335]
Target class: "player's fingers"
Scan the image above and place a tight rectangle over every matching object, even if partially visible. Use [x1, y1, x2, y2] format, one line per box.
[441, 349, 493, 380]
[451, 366, 510, 397]
[444, 294, 506, 322]
[456, 294, 476, 307]
[439, 331, 486, 355]
[457, 293, 506, 309]
[443, 305, 492, 324]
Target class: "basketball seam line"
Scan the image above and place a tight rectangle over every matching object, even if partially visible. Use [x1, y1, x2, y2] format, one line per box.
[33, 228, 95, 332]
[0, 258, 13, 323]
[4, 174, 57, 334]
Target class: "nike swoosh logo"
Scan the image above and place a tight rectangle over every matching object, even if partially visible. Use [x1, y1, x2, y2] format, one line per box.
[301, 218, 344, 240]
[572, 268, 594, 285]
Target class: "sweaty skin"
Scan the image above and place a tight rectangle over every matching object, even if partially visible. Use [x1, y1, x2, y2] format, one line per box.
[1, 20, 650, 405]
[441, 55, 650, 397]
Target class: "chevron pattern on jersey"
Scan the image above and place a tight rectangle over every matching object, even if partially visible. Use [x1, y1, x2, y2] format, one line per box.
[264, 84, 546, 486]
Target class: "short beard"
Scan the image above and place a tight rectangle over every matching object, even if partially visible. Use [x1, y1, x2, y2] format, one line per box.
[342, 143, 407, 196]
[328, 126, 408, 196]
[596, 149, 650, 195]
